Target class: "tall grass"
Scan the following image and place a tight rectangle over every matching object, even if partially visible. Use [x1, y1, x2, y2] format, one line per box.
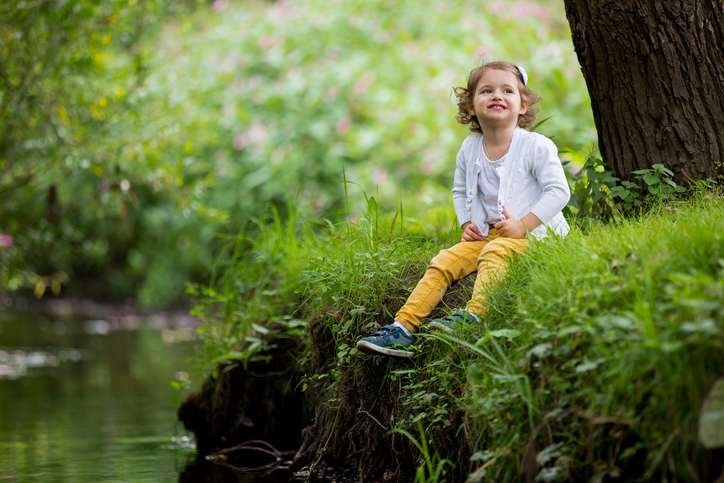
[431, 190, 724, 480]
[190, 178, 724, 480]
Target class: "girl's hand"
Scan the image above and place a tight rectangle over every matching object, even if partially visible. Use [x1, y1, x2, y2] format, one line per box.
[494, 207, 527, 238]
[461, 222, 485, 242]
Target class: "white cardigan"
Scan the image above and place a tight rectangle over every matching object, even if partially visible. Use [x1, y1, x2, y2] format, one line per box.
[452, 127, 571, 240]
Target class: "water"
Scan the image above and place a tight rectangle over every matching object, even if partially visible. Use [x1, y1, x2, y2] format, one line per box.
[0, 306, 200, 482]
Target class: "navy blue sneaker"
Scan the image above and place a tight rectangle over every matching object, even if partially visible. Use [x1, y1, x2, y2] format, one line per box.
[356, 324, 415, 358]
[429, 310, 480, 334]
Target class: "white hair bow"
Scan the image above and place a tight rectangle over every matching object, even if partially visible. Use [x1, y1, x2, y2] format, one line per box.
[515, 65, 528, 85]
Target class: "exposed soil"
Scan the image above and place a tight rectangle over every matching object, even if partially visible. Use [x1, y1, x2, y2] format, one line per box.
[178, 321, 311, 456]
[178, 268, 477, 482]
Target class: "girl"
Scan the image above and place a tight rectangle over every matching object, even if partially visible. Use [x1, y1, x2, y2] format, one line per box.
[357, 61, 570, 358]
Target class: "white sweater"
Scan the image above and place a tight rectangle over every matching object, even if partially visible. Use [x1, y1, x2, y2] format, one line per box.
[452, 127, 571, 240]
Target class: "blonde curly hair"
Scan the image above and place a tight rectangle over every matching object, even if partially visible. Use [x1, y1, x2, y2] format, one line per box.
[453, 61, 541, 133]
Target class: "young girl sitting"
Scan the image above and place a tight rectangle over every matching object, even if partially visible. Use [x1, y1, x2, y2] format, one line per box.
[357, 60, 570, 358]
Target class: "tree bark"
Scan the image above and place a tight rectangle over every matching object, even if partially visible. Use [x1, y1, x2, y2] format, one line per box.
[563, 0, 724, 185]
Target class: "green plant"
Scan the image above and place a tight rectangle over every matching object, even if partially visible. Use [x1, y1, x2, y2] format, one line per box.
[564, 151, 642, 227]
[2, 0, 597, 305]
[632, 163, 687, 204]
[457, 188, 724, 481]
[395, 421, 455, 483]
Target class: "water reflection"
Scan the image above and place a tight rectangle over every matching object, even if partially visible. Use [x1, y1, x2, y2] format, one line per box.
[0, 308, 200, 482]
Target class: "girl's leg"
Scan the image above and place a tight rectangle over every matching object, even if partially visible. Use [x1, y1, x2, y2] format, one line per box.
[465, 236, 529, 316]
[395, 239, 488, 332]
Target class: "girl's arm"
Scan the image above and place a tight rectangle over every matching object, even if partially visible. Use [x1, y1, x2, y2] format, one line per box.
[495, 136, 569, 238]
[452, 138, 474, 227]
[527, 137, 571, 223]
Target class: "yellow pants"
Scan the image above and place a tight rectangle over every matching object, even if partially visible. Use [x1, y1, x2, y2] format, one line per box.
[395, 228, 529, 332]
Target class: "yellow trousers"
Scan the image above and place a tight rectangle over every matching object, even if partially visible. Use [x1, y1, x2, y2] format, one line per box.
[395, 229, 529, 332]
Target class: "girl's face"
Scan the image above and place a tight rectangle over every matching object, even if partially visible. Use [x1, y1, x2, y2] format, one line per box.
[469, 69, 528, 130]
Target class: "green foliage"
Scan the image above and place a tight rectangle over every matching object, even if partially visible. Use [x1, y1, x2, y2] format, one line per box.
[699, 376, 724, 449]
[564, 148, 691, 229]
[187, 201, 319, 370]
[452, 189, 724, 481]
[565, 151, 642, 227]
[0, 0, 594, 306]
[395, 421, 455, 483]
[0, 0, 211, 305]
[191, 176, 723, 481]
[632, 163, 687, 205]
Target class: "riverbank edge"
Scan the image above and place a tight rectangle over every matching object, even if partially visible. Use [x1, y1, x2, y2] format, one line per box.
[179, 191, 724, 482]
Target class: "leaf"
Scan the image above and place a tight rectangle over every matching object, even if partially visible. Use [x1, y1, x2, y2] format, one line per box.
[642, 173, 659, 186]
[467, 363, 489, 386]
[220, 351, 244, 361]
[470, 450, 495, 463]
[527, 343, 552, 359]
[699, 376, 724, 449]
[475, 332, 491, 346]
[488, 329, 521, 340]
[536, 442, 564, 466]
[574, 357, 606, 373]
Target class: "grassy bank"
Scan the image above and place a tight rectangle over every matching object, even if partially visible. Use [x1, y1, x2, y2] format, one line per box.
[188, 184, 724, 481]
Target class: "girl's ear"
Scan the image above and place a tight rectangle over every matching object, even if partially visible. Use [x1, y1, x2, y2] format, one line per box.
[519, 99, 529, 115]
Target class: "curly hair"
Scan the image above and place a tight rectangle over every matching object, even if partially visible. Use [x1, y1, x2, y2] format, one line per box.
[453, 61, 541, 133]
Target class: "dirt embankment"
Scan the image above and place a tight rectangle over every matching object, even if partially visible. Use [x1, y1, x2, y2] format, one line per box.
[178, 274, 476, 482]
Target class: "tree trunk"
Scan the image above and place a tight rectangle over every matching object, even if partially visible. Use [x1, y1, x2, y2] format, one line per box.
[563, 0, 724, 185]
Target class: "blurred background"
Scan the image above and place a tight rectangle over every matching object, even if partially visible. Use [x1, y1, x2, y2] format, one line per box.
[1, 0, 596, 480]
[0, 0, 595, 310]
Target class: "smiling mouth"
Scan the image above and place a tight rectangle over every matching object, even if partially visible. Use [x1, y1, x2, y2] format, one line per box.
[488, 104, 506, 110]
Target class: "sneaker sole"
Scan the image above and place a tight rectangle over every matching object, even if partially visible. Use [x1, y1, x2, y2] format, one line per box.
[356, 340, 414, 358]
[428, 322, 455, 335]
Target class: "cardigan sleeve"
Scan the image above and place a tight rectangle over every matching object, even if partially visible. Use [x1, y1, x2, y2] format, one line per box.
[528, 136, 571, 224]
[452, 137, 472, 227]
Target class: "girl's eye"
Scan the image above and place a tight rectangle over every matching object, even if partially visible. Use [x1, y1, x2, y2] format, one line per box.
[504, 89, 513, 93]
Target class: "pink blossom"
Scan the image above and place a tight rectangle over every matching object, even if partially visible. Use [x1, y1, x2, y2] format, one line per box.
[212, 0, 228, 13]
[258, 35, 282, 51]
[324, 86, 341, 102]
[421, 162, 436, 175]
[247, 123, 268, 144]
[269, 0, 292, 21]
[232, 133, 248, 150]
[489, 2, 548, 20]
[372, 169, 388, 186]
[512, 2, 547, 19]
[354, 74, 375, 96]
[326, 47, 342, 60]
[0, 234, 13, 247]
[335, 117, 351, 135]
[474, 46, 490, 59]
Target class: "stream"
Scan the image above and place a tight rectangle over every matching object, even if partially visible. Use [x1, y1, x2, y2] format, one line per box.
[0, 302, 293, 482]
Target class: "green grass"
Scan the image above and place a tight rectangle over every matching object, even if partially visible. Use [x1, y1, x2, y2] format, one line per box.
[409, 190, 724, 481]
[190, 186, 724, 481]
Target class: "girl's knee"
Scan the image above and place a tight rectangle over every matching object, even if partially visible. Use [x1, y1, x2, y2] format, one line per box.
[477, 239, 528, 261]
[430, 243, 481, 267]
